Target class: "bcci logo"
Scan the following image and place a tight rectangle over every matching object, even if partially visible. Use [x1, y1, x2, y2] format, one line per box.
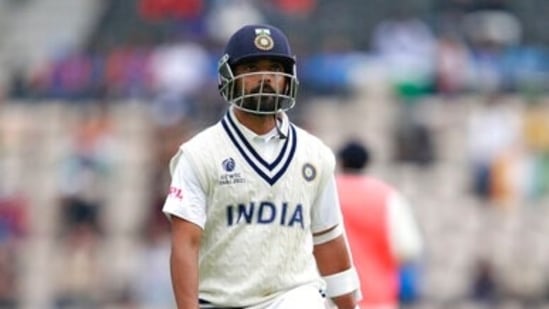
[254, 28, 274, 51]
[222, 157, 236, 172]
[302, 163, 316, 182]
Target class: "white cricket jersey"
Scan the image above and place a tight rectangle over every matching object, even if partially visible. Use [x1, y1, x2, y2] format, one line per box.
[163, 109, 342, 307]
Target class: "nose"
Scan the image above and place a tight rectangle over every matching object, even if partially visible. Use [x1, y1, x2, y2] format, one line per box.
[260, 72, 273, 84]
[256, 73, 273, 91]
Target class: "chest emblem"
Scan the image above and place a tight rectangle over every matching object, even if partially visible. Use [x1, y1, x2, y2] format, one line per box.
[219, 157, 245, 185]
[221, 113, 297, 186]
[222, 157, 236, 172]
[302, 163, 316, 182]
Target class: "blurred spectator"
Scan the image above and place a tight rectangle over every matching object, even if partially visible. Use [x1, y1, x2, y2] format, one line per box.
[371, 7, 437, 96]
[20, 49, 94, 100]
[461, 0, 523, 93]
[392, 94, 437, 167]
[205, 0, 265, 44]
[299, 35, 360, 97]
[502, 46, 549, 94]
[269, 0, 316, 18]
[466, 93, 522, 203]
[50, 50, 94, 100]
[435, 32, 471, 95]
[148, 38, 210, 126]
[57, 104, 116, 235]
[372, 9, 438, 167]
[336, 140, 424, 309]
[462, 0, 522, 48]
[0, 189, 28, 243]
[0, 188, 28, 308]
[469, 257, 501, 305]
[521, 97, 549, 199]
[6, 68, 29, 99]
[468, 45, 506, 94]
[139, 0, 204, 21]
[105, 43, 153, 99]
[393, 107, 436, 167]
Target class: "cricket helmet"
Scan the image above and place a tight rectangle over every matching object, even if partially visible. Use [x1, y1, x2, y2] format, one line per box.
[217, 24, 299, 115]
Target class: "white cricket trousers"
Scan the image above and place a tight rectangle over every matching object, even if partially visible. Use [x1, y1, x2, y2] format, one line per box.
[263, 285, 326, 309]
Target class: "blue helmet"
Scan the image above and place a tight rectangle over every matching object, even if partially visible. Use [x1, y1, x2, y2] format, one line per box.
[218, 24, 299, 115]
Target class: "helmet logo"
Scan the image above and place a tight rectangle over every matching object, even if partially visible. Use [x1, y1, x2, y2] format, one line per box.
[254, 28, 274, 51]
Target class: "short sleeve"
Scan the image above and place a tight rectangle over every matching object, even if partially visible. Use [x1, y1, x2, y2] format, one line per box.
[387, 191, 424, 261]
[162, 151, 207, 229]
[310, 176, 342, 233]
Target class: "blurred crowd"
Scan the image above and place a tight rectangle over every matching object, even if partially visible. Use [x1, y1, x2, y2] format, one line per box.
[1, 0, 549, 308]
[3, 0, 548, 102]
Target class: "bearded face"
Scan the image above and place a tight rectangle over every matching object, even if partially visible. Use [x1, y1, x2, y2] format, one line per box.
[232, 59, 289, 114]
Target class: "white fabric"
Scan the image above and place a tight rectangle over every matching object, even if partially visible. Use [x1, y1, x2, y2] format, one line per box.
[163, 150, 207, 228]
[200, 284, 325, 309]
[163, 108, 341, 232]
[162, 108, 341, 307]
[262, 285, 326, 309]
[387, 192, 423, 262]
[323, 267, 360, 298]
[466, 102, 521, 163]
[313, 224, 343, 245]
[310, 176, 342, 234]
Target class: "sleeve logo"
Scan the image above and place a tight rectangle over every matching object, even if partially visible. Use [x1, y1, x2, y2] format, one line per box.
[168, 186, 184, 200]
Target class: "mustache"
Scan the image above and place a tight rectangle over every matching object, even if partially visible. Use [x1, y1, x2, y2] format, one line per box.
[251, 84, 276, 94]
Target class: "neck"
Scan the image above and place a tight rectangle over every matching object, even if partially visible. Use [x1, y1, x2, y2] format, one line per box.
[233, 108, 277, 135]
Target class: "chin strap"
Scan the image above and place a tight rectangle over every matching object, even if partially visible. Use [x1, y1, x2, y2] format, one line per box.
[274, 113, 286, 139]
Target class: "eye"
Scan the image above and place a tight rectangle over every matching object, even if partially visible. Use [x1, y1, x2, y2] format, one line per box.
[270, 64, 284, 72]
[235, 63, 255, 74]
[244, 63, 258, 72]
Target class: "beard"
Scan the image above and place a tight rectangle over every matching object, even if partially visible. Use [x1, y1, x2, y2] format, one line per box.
[240, 84, 281, 113]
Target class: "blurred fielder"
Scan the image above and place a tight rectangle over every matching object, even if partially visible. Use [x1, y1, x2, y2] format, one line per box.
[163, 24, 360, 308]
[336, 141, 423, 309]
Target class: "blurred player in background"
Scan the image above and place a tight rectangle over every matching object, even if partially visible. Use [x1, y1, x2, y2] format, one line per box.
[163, 24, 360, 309]
[336, 140, 423, 309]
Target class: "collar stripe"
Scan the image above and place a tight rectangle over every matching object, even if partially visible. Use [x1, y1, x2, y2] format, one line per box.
[270, 125, 297, 185]
[221, 119, 271, 183]
[226, 112, 289, 171]
[221, 115, 296, 186]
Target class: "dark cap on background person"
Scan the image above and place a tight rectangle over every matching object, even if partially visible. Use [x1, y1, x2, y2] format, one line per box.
[338, 141, 370, 172]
